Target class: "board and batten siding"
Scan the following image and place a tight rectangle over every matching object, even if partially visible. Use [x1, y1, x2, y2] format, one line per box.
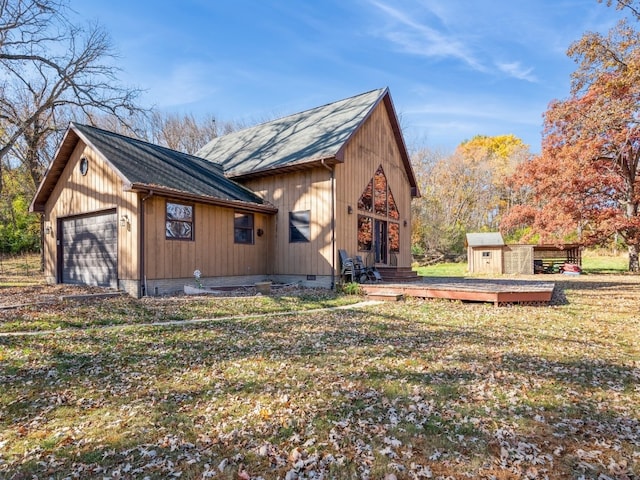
[42, 142, 139, 288]
[241, 168, 334, 277]
[468, 246, 504, 274]
[142, 196, 272, 281]
[336, 101, 413, 268]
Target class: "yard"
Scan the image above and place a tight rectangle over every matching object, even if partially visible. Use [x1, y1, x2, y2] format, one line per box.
[0, 268, 639, 478]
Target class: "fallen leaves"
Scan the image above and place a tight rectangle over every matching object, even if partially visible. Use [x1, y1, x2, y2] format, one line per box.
[0, 276, 639, 478]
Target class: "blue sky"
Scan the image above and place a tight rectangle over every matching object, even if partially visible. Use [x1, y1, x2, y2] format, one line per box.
[69, 0, 629, 153]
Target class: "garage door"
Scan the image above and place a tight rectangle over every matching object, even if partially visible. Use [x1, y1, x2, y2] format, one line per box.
[61, 211, 118, 288]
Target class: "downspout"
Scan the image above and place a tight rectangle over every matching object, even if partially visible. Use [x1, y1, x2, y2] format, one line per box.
[321, 160, 335, 290]
[140, 190, 154, 296]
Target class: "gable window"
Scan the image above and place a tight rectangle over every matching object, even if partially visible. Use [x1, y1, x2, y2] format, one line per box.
[357, 165, 401, 261]
[234, 212, 254, 244]
[374, 165, 388, 216]
[289, 210, 310, 243]
[358, 179, 373, 212]
[166, 201, 194, 240]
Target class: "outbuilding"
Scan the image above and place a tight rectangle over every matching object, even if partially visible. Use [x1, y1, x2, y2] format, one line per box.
[466, 232, 582, 275]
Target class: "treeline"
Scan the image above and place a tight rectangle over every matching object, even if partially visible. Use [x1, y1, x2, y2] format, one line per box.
[410, 135, 531, 263]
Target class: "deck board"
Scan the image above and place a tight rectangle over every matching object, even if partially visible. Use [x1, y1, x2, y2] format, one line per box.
[361, 277, 555, 306]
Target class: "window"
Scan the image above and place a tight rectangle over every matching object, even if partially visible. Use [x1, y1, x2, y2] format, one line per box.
[374, 165, 388, 216]
[358, 165, 400, 220]
[388, 188, 399, 220]
[166, 201, 193, 240]
[389, 222, 400, 253]
[482, 251, 492, 258]
[358, 215, 372, 251]
[358, 179, 373, 212]
[289, 210, 310, 243]
[234, 212, 254, 244]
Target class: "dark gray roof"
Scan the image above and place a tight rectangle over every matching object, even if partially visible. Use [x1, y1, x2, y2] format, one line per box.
[72, 123, 268, 206]
[197, 88, 388, 178]
[466, 232, 505, 247]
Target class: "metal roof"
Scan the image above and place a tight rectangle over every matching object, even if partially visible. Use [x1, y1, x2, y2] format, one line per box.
[196, 88, 417, 187]
[466, 232, 505, 247]
[31, 123, 274, 213]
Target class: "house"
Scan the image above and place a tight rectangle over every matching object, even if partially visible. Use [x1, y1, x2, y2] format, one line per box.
[30, 87, 420, 296]
[466, 232, 582, 275]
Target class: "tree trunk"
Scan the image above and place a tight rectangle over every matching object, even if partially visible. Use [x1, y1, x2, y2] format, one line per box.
[629, 243, 640, 272]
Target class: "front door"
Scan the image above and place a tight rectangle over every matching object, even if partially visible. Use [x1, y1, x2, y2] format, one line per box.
[374, 219, 387, 264]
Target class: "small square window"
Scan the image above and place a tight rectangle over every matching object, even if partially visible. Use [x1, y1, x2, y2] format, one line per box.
[234, 212, 254, 244]
[289, 210, 310, 243]
[166, 201, 194, 240]
[482, 251, 492, 258]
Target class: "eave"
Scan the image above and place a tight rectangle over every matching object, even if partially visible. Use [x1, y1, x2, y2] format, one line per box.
[227, 156, 341, 181]
[128, 183, 278, 214]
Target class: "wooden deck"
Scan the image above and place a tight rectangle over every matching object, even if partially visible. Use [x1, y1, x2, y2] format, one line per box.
[360, 277, 556, 306]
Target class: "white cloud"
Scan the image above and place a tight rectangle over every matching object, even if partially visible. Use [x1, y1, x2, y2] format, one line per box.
[366, 0, 486, 71]
[496, 61, 538, 83]
[146, 62, 219, 108]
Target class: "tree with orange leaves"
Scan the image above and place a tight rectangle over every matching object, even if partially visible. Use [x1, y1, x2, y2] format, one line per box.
[502, 4, 640, 271]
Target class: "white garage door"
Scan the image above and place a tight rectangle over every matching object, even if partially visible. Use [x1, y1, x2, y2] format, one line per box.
[61, 211, 118, 288]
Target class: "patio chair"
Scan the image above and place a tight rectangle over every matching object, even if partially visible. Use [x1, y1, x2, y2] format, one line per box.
[339, 249, 356, 282]
[356, 255, 382, 282]
[340, 250, 369, 283]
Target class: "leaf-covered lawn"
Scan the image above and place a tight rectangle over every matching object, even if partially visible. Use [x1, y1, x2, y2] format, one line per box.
[1, 276, 639, 479]
[0, 288, 358, 333]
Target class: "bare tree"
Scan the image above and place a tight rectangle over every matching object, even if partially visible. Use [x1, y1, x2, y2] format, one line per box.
[0, 0, 144, 194]
[148, 111, 219, 155]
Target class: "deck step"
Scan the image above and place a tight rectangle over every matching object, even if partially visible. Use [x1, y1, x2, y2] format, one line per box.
[375, 267, 420, 283]
[366, 292, 404, 301]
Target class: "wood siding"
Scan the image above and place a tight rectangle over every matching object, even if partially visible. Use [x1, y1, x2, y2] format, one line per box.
[336, 101, 413, 268]
[142, 196, 272, 279]
[467, 246, 504, 274]
[240, 101, 415, 277]
[241, 169, 333, 276]
[43, 143, 139, 283]
[504, 245, 534, 275]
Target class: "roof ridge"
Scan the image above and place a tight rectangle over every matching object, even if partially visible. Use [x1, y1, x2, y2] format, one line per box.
[207, 87, 387, 140]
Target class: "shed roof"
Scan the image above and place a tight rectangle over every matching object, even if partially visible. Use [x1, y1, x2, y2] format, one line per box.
[466, 232, 505, 247]
[197, 87, 419, 193]
[31, 123, 276, 214]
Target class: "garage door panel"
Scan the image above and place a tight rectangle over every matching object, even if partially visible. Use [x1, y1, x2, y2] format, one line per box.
[62, 211, 117, 288]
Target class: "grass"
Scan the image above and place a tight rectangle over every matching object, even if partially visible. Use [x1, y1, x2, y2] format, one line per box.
[414, 261, 467, 277]
[0, 252, 41, 287]
[414, 250, 631, 277]
[1, 274, 639, 478]
[581, 251, 629, 273]
[0, 290, 360, 333]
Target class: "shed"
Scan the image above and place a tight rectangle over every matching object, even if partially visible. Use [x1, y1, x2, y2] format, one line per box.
[466, 233, 505, 274]
[467, 232, 582, 275]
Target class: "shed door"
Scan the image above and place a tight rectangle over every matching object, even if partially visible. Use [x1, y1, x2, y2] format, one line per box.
[61, 210, 117, 288]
